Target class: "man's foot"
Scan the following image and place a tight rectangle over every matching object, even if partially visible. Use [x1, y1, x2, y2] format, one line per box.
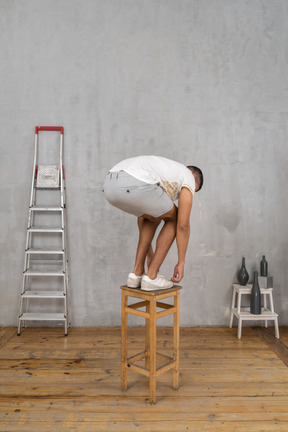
[127, 273, 143, 288]
[141, 274, 173, 291]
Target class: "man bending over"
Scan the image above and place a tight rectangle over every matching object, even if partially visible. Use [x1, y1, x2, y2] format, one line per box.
[103, 155, 203, 291]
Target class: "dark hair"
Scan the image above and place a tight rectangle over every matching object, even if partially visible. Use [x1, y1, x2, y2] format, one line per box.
[187, 166, 204, 192]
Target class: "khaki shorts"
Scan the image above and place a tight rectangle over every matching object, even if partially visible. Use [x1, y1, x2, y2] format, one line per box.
[103, 171, 174, 218]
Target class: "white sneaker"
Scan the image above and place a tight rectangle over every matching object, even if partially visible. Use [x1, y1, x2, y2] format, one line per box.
[141, 274, 173, 291]
[127, 272, 143, 288]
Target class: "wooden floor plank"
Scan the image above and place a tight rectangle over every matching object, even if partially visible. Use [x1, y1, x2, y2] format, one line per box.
[1, 421, 288, 432]
[1, 396, 288, 420]
[1, 366, 288, 385]
[0, 354, 284, 370]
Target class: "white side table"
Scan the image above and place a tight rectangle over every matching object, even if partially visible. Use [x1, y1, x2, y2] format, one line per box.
[229, 283, 280, 339]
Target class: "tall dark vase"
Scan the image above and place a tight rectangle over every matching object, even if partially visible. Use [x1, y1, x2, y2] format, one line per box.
[250, 271, 261, 315]
[260, 255, 268, 277]
[237, 257, 249, 286]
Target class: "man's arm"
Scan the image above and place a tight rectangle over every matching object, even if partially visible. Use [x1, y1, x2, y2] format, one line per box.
[171, 187, 193, 283]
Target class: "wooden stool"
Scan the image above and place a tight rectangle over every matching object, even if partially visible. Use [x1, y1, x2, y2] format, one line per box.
[121, 285, 181, 404]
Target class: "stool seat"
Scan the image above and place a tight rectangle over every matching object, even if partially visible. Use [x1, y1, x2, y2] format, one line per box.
[121, 285, 181, 404]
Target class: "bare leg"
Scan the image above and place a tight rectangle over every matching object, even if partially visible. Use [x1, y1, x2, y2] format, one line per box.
[133, 217, 161, 276]
[146, 217, 177, 280]
[137, 217, 155, 270]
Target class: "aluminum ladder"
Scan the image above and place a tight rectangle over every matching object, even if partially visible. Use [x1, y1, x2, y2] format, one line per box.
[18, 126, 69, 336]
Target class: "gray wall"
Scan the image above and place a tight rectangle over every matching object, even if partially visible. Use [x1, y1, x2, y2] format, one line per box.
[1, 0, 288, 327]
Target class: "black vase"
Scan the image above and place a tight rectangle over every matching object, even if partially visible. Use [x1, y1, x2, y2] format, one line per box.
[250, 271, 261, 315]
[237, 257, 249, 286]
[260, 255, 268, 277]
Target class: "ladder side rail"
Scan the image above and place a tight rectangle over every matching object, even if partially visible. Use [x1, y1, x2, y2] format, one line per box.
[61, 207, 65, 230]
[62, 185, 70, 329]
[60, 133, 64, 208]
[23, 244, 29, 271]
[29, 133, 38, 207]
[26, 208, 35, 270]
[27, 131, 38, 277]
[64, 259, 70, 332]
[24, 227, 30, 269]
[61, 247, 68, 335]
[62, 250, 66, 274]
[28, 187, 37, 228]
[25, 227, 33, 270]
[18, 272, 29, 334]
[60, 132, 65, 253]
[61, 227, 65, 252]
[58, 128, 69, 333]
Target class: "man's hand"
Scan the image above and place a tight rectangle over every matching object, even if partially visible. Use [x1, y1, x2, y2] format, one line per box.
[171, 263, 184, 283]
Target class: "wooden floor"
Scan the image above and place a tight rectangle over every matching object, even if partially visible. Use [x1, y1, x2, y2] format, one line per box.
[1, 326, 288, 431]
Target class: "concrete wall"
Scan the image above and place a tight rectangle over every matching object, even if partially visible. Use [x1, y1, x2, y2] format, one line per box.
[1, 0, 288, 327]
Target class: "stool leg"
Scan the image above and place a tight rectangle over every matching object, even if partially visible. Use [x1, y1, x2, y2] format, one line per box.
[269, 291, 275, 313]
[263, 293, 268, 327]
[274, 316, 280, 339]
[145, 302, 150, 369]
[229, 286, 236, 328]
[149, 298, 157, 404]
[173, 291, 180, 390]
[121, 290, 128, 392]
[237, 317, 242, 339]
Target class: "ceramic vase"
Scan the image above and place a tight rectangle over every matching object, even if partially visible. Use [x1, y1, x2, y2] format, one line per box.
[237, 257, 249, 286]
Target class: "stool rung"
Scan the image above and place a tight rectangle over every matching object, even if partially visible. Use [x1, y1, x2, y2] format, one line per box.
[156, 301, 174, 310]
[127, 362, 149, 377]
[125, 307, 149, 319]
[156, 360, 176, 377]
[128, 300, 149, 309]
[127, 351, 147, 364]
[127, 301, 149, 310]
[156, 306, 177, 319]
[156, 352, 173, 363]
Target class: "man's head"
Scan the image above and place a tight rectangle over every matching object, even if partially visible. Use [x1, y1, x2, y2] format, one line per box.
[187, 166, 203, 192]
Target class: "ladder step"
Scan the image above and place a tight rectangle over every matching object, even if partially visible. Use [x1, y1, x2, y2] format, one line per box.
[24, 269, 65, 276]
[28, 227, 63, 233]
[21, 291, 65, 298]
[19, 313, 66, 322]
[30, 206, 63, 211]
[25, 248, 64, 254]
[35, 184, 61, 189]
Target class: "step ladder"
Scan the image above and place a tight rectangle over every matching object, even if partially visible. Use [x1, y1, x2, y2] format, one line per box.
[18, 126, 69, 336]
